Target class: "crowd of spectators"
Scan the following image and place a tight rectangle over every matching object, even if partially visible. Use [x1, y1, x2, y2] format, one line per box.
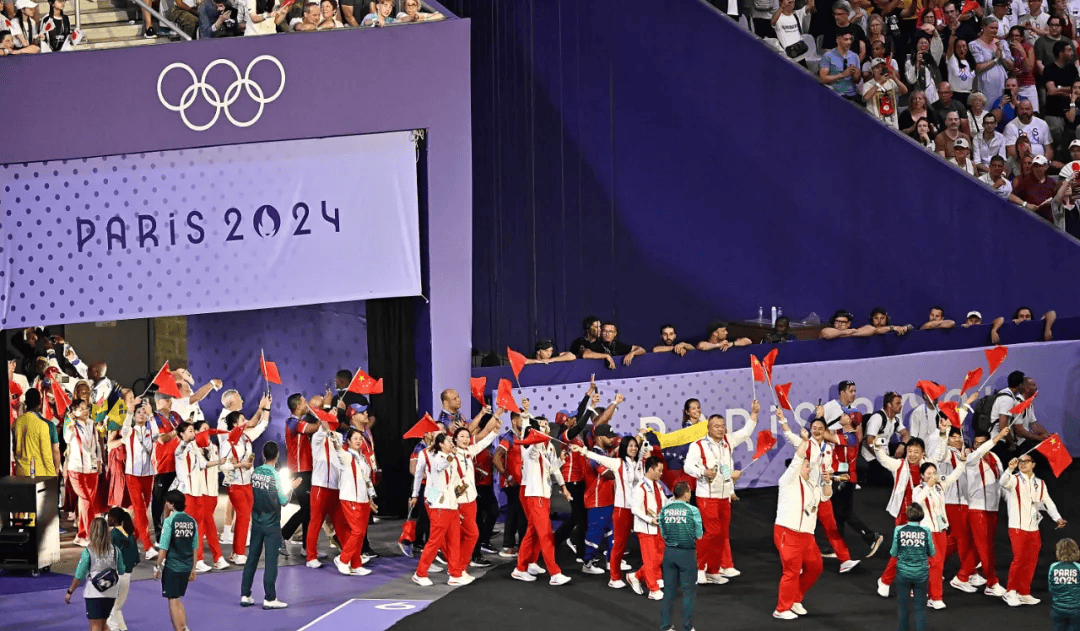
[0, 0, 441, 53]
[715, 0, 1080, 239]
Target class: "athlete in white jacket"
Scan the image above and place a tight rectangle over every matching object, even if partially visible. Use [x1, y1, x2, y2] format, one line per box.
[1000, 453, 1066, 606]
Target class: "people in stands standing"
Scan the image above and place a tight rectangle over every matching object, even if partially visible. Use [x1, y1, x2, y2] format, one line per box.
[1044, 41, 1080, 157]
[965, 92, 990, 136]
[1007, 25, 1040, 108]
[920, 306, 956, 330]
[863, 57, 908, 128]
[653, 324, 696, 356]
[773, 0, 814, 65]
[526, 339, 576, 364]
[820, 32, 864, 101]
[1034, 13, 1067, 69]
[823, 1, 868, 60]
[696, 320, 752, 352]
[38, 0, 73, 53]
[945, 39, 976, 108]
[933, 81, 969, 121]
[906, 36, 942, 104]
[591, 322, 646, 367]
[973, 18, 1011, 105]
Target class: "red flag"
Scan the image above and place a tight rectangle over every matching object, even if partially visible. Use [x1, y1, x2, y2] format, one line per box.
[49, 378, 71, 419]
[1036, 434, 1072, 477]
[496, 378, 520, 413]
[227, 424, 245, 445]
[43, 19, 54, 32]
[309, 406, 339, 431]
[260, 351, 282, 385]
[403, 413, 440, 439]
[916, 380, 947, 403]
[762, 348, 779, 384]
[752, 430, 777, 460]
[750, 355, 765, 383]
[151, 362, 183, 398]
[960, 0, 979, 12]
[960, 367, 983, 395]
[347, 368, 383, 395]
[1009, 392, 1037, 416]
[938, 400, 961, 428]
[470, 376, 487, 407]
[507, 347, 527, 382]
[398, 518, 417, 544]
[985, 345, 1008, 375]
[516, 430, 552, 446]
[774, 382, 793, 411]
[194, 428, 228, 448]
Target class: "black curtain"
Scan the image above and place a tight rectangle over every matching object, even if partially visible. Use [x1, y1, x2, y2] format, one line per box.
[1, 331, 9, 477]
[366, 298, 417, 517]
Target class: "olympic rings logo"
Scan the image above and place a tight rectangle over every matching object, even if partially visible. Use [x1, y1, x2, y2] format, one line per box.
[156, 55, 286, 131]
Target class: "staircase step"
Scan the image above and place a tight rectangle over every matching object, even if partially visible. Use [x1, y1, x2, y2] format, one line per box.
[78, 21, 144, 39]
[77, 8, 138, 25]
[79, 34, 163, 50]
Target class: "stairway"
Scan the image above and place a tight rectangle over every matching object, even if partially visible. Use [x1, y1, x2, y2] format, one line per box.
[44, 0, 169, 51]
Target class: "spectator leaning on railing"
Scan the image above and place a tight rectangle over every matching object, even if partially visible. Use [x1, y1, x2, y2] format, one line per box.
[361, 0, 394, 26]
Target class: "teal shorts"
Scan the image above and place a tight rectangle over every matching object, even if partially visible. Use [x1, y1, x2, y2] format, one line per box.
[161, 567, 191, 599]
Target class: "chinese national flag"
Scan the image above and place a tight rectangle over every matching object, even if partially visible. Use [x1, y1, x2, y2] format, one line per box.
[260, 351, 282, 385]
[960, 0, 979, 12]
[403, 413, 440, 439]
[470, 376, 487, 407]
[960, 367, 983, 395]
[347, 368, 383, 395]
[49, 378, 71, 419]
[750, 355, 766, 382]
[151, 362, 183, 398]
[774, 382, 793, 411]
[938, 400, 961, 428]
[507, 347, 527, 382]
[762, 348, 779, 384]
[1009, 392, 1037, 416]
[985, 345, 1009, 375]
[496, 378, 520, 413]
[309, 406, 339, 431]
[752, 430, 777, 460]
[516, 430, 552, 446]
[194, 428, 228, 448]
[1036, 434, 1072, 477]
[916, 380, 947, 403]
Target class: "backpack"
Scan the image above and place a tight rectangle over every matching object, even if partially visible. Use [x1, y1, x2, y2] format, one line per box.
[971, 391, 1013, 434]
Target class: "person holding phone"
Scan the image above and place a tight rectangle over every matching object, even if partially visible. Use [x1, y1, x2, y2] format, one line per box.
[819, 32, 863, 101]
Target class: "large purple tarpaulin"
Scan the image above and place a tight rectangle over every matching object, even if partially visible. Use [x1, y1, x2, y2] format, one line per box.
[0, 22, 472, 411]
[511, 341, 1080, 489]
[1, 133, 420, 325]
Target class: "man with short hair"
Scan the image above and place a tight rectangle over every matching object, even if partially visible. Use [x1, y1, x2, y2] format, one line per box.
[291, 1, 320, 30]
[920, 306, 956, 330]
[200, 0, 242, 37]
[932, 82, 969, 122]
[822, 1, 868, 60]
[570, 316, 615, 368]
[963, 310, 983, 326]
[241, 441, 295, 609]
[436, 388, 486, 432]
[1051, 168, 1080, 238]
[526, 340, 575, 364]
[152, 394, 182, 543]
[280, 393, 316, 555]
[155, 490, 198, 631]
[1005, 99, 1054, 159]
[653, 324, 695, 356]
[696, 321, 752, 352]
[974, 114, 1007, 173]
[590, 322, 646, 367]
[762, 316, 797, 343]
[981, 155, 1015, 198]
[857, 307, 913, 337]
[1034, 14, 1067, 70]
[658, 480, 703, 631]
[1041, 39, 1079, 154]
[820, 310, 871, 339]
[936, 111, 973, 159]
[819, 32, 863, 101]
[11, 388, 58, 477]
[862, 391, 911, 469]
[627, 457, 669, 600]
[1010, 154, 1058, 220]
[862, 57, 907, 128]
[1020, 0, 1050, 46]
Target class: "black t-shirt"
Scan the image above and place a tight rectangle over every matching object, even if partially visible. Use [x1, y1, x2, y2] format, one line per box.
[569, 337, 592, 358]
[1043, 62, 1080, 117]
[589, 338, 633, 357]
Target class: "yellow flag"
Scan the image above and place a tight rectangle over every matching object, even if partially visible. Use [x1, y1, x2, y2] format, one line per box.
[106, 397, 128, 430]
[650, 420, 708, 449]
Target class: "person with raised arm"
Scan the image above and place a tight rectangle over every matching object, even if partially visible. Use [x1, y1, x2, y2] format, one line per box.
[333, 428, 377, 576]
[626, 456, 669, 601]
[683, 399, 759, 583]
[1000, 451, 1067, 606]
[772, 407, 833, 620]
[220, 401, 271, 565]
[871, 434, 932, 598]
[412, 433, 462, 586]
[305, 410, 349, 569]
[447, 415, 501, 581]
[513, 417, 574, 586]
[114, 401, 157, 557]
[963, 428, 1010, 597]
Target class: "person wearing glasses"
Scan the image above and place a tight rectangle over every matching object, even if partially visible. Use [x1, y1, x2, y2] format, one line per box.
[396, 0, 443, 21]
[820, 310, 876, 339]
[1000, 453, 1067, 607]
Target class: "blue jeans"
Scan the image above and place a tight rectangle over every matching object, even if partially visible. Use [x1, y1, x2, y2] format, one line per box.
[660, 547, 697, 631]
[584, 506, 614, 562]
[1054, 610, 1080, 631]
[896, 576, 927, 631]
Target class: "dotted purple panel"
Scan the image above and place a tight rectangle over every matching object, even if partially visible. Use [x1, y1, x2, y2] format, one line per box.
[0, 132, 420, 328]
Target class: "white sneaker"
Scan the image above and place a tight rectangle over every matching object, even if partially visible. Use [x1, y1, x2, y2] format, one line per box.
[877, 578, 890, 597]
[334, 555, 351, 575]
[145, 548, 158, 561]
[305, 559, 322, 569]
[627, 572, 643, 595]
[351, 566, 371, 576]
[412, 574, 433, 587]
[927, 599, 946, 609]
[219, 532, 234, 544]
[721, 567, 741, 578]
[527, 563, 546, 575]
[791, 603, 807, 615]
[657, 579, 664, 589]
[73, 537, 89, 547]
[839, 560, 860, 573]
[1019, 594, 1041, 605]
[583, 560, 605, 575]
[950, 577, 977, 593]
[511, 569, 537, 582]
[549, 573, 572, 586]
[498, 548, 516, 558]
[213, 557, 229, 570]
[648, 590, 663, 601]
[696, 570, 708, 585]
[262, 599, 288, 609]
[240, 596, 254, 607]
[428, 563, 444, 573]
[969, 574, 988, 587]
[229, 554, 247, 565]
[1003, 590, 1022, 607]
[566, 540, 578, 554]
[448, 575, 474, 586]
[985, 583, 1007, 597]
[195, 560, 213, 573]
[608, 579, 626, 589]
[706, 572, 729, 584]
[773, 610, 799, 620]
[361, 553, 376, 564]
[621, 560, 632, 571]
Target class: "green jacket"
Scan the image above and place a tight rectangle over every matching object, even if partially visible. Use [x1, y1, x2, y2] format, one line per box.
[890, 523, 934, 582]
[251, 464, 289, 530]
[658, 500, 703, 549]
[1050, 561, 1080, 615]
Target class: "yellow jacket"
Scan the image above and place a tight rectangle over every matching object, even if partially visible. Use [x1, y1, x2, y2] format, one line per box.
[12, 411, 57, 477]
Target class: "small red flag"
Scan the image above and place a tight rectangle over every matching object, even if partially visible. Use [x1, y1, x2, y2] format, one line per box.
[985, 345, 1009, 375]
[309, 406, 339, 431]
[43, 19, 54, 32]
[496, 378, 520, 413]
[399, 518, 417, 544]
[347, 368, 383, 395]
[49, 377, 71, 419]
[938, 400, 961, 428]
[403, 413, 440, 439]
[194, 428, 228, 448]
[1036, 434, 1072, 477]
[774, 382, 793, 411]
[470, 376, 487, 407]
[507, 347, 527, 382]
[960, 367, 983, 395]
[752, 429, 777, 460]
[152, 362, 183, 398]
[1009, 392, 1037, 416]
[227, 424, 245, 445]
[260, 351, 282, 385]
[960, 0, 979, 13]
[750, 355, 766, 383]
[762, 348, 779, 384]
[917, 380, 947, 403]
[516, 430, 552, 446]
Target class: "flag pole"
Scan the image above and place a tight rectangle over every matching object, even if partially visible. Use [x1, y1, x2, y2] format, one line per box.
[139, 364, 166, 399]
[1018, 436, 1051, 459]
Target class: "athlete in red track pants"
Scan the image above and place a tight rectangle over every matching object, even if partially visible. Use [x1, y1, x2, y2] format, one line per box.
[308, 424, 350, 564]
[627, 458, 668, 597]
[1000, 454, 1066, 605]
[335, 428, 376, 575]
[413, 435, 463, 585]
[696, 498, 732, 572]
[513, 424, 573, 586]
[964, 430, 1009, 595]
[448, 423, 499, 578]
[65, 402, 102, 542]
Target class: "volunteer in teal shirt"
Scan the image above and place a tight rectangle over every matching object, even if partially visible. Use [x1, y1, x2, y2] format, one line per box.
[891, 504, 934, 631]
[658, 481, 703, 631]
[242, 440, 295, 610]
[155, 490, 198, 631]
[1051, 538, 1080, 631]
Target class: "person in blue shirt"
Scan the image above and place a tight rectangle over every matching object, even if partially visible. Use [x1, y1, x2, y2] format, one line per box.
[1050, 538, 1080, 630]
[819, 32, 863, 101]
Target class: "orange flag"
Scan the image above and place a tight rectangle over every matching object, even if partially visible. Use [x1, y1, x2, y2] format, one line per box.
[985, 345, 1008, 375]
[470, 376, 487, 407]
[507, 347, 527, 383]
[496, 379, 520, 413]
[1036, 434, 1072, 477]
[750, 355, 766, 382]
[916, 380, 946, 403]
[774, 382, 793, 411]
[960, 367, 982, 395]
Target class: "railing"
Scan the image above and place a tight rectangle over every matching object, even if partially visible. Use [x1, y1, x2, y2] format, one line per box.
[131, 0, 193, 40]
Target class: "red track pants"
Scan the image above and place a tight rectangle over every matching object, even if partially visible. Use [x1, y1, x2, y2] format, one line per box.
[817, 500, 852, 563]
[227, 484, 253, 556]
[307, 486, 350, 562]
[928, 531, 948, 600]
[774, 525, 823, 613]
[881, 512, 909, 585]
[517, 496, 561, 575]
[696, 497, 733, 572]
[187, 495, 222, 562]
[417, 507, 461, 578]
[454, 501, 479, 576]
[70, 472, 98, 539]
[635, 532, 665, 592]
[969, 509, 1001, 587]
[1007, 529, 1041, 596]
[125, 474, 154, 550]
[609, 506, 633, 581]
[945, 504, 977, 581]
[340, 500, 371, 569]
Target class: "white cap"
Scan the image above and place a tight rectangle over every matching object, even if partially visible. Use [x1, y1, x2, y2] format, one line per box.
[871, 57, 887, 67]
[1070, 139, 1080, 149]
[1032, 155, 1050, 166]
[967, 311, 982, 320]
[954, 137, 970, 149]
[14, 0, 35, 9]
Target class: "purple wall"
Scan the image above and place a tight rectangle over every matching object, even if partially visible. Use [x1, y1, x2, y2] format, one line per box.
[0, 22, 473, 412]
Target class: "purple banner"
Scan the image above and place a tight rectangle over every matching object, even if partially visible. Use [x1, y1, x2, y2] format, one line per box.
[513, 341, 1080, 488]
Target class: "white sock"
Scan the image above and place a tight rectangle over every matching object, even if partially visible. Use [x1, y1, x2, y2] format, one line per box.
[223, 525, 233, 535]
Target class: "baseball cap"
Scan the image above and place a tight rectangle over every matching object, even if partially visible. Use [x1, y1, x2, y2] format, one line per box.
[967, 310, 982, 319]
[593, 425, 616, 439]
[1070, 139, 1080, 149]
[554, 408, 575, 425]
[870, 57, 887, 67]
[14, 0, 34, 9]
[348, 403, 368, 415]
[1033, 155, 1050, 166]
[954, 137, 970, 149]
